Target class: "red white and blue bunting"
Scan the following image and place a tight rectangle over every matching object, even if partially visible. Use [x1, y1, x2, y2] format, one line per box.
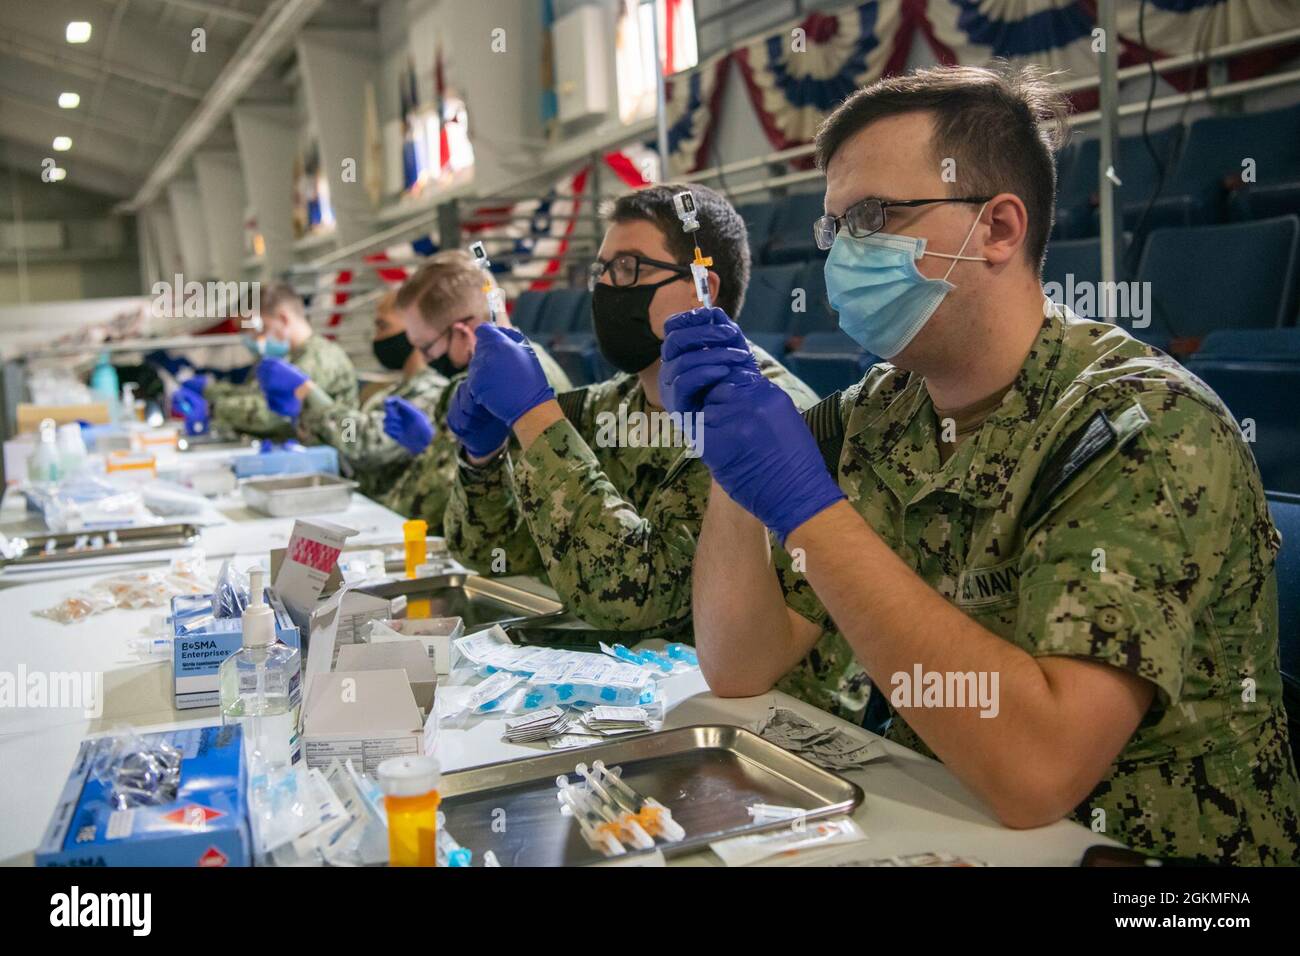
[664, 51, 732, 176]
[918, 1, 1104, 78]
[733, 1, 911, 152]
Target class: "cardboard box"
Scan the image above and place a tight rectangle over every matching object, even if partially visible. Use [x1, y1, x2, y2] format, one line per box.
[171, 589, 301, 710]
[335, 640, 438, 712]
[37, 725, 250, 867]
[16, 402, 110, 434]
[367, 616, 464, 675]
[301, 669, 432, 774]
[271, 518, 356, 631]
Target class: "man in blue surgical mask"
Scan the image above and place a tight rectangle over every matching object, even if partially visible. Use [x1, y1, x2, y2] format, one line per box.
[661, 64, 1297, 866]
[194, 282, 357, 440]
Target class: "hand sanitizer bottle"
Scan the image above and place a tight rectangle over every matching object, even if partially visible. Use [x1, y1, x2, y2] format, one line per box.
[219, 568, 302, 774]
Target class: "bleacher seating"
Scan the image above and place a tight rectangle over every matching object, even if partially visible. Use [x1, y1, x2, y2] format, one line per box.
[1054, 126, 1185, 239]
[762, 192, 828, 264]
[1185, 329, 1300, 494]
[1162, 102, 1300, 227]
[1136, 216, 1299, 347]
[786, 330, 870, 397]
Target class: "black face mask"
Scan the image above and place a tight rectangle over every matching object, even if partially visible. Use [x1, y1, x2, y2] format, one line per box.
[372, 331, 414, 370]
[591, 277, 678, 375]
[429, 351, 463, 378]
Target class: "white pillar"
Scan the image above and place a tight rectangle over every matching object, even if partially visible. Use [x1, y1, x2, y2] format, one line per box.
[194, 152, 247, 280]
[232, 105, 299, 280]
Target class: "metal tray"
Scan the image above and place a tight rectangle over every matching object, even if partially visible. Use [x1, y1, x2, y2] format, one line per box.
[358, 573, 563, 631]
[439, 724, 864, 866]
[0, 522, 202, 568]
[240, 473, 357, 517]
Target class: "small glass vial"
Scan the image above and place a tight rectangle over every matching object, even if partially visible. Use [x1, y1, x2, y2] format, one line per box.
[378, 755, 441, 867]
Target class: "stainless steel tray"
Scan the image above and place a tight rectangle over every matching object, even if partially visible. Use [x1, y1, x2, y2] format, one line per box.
[439, 724, 864, 866]
[240, 473, 357, 517]
[0, 522, 202, 568]
[359, 573, 563, 631]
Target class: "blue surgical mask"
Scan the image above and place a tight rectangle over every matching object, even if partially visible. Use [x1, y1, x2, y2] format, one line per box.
[263, 337, 291, 359]
[824, 205, 986, 359]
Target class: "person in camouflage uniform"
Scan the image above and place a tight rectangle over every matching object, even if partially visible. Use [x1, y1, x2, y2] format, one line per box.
[204, 282, 357, 440]
[380, 251, 570, 528]
[444, 184, 817, 640]
[671, 66, 1300, 865]
[291, 291, 451, 501]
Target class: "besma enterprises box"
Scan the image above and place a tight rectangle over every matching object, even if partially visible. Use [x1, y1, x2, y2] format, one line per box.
[171, 588, 300, 710]
[37, 725, 250, 867]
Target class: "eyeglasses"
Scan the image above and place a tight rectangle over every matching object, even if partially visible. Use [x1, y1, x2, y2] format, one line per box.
[415, 322, 459, 361]
[587, 254, 691, 292]
[813, 196, 992, 251]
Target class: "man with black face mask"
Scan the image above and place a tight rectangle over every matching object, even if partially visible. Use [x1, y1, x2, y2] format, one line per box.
[379, 251, 571, 531]
[442, 184, 816, 640]
[280, 290, 451, 506]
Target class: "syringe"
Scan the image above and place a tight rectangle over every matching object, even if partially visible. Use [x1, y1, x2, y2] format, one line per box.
[673, 190, 713, 310]
[469, 241, 504, 324]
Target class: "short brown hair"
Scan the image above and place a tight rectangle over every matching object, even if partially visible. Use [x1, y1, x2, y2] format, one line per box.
[603, 183, 750, 320]
[814, 63, 1070, 270]
[395, 250, 489, 329]
[255, 282, 305, 322]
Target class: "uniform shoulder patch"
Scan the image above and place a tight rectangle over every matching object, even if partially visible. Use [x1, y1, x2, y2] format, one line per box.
[802, 390, 845, 476]
[1023, 409, 1118, 528]
[555, 387, 590, 424]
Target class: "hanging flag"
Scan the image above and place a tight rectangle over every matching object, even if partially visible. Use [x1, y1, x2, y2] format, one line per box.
[400, 58, 420, 191]
[917, 0, 1102, 80]
[435, 43, 451, 176]
[732, 1, 909, 153]
[664, 51, 731, 175]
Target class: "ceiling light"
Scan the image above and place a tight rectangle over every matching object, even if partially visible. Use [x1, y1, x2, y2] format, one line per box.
[66, 22, 92, 44]
[58, 92, 80, 109]
[53, 136, 72, 151]
[48, 167, 67, 182]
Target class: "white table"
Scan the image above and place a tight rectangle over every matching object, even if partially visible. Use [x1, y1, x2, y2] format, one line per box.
[0, 455, 1110, 867]
[0, 484, 408, 588]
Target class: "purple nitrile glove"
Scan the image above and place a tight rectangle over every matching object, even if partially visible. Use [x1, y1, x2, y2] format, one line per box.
[696, 367, 846, 543]
[257, 358, 308, 418]
[181, 373, 209, 396]
[658, 306, 759, 416]
[383, 395, 436, 455]
[446, 380, 510, 460]
[171, 389, 209, 436]
[465, 325, 555, 426]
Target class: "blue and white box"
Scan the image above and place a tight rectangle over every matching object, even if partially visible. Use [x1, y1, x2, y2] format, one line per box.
[172, 588, 301, 710]
[37, 725, 250, 867]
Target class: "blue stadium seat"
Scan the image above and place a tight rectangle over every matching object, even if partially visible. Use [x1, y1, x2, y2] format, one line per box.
[1229, 179, 1300, 223]
[785, 329, 866, 398]
[762, 192, 827, 264]
[1272, 490, 1300, 768]
[737, 201, 776, 261]
[790, 260, 839, 336]
[746, 331, 789, 359]
[1053, 126, 1185, 239]
[1163, 103, 1300, 227]
[542, 290, 595, 383]
[1136, 216, 1299, 347]
[510, 290, 547, 334]
[1185, 329, 1300, 494]
[1043, 237, 1102, 290]
[533, 288, 590, 341]
[740, 263, 802, 334]
[1268, 491, 1300, 682]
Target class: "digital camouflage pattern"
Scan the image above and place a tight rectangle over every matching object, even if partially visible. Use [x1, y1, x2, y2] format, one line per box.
[298, 367, 450, 501]
[207, 334, 358, 441]
[445, 345, 818, 639]
[382, 342, 572, 528]
[774, 305, 1300, 865]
